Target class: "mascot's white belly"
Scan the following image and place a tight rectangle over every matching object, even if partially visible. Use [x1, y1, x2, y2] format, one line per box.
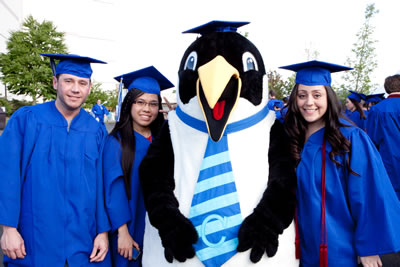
[142, 109, 298, 266]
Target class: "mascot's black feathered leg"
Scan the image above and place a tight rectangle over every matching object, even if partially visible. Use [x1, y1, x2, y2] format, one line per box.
[236, 119, 297, 263]
[139, 121, 198, 263]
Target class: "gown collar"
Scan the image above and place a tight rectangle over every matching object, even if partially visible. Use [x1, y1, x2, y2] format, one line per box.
[175, 104, 269, 135]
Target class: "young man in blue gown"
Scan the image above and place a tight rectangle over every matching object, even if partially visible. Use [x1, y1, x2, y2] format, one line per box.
[0, 54, 111, 267]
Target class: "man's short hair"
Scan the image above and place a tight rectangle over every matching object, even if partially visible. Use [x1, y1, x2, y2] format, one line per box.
[384, 74, 400, 94]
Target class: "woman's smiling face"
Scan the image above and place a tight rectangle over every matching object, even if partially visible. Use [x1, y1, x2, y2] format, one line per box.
[296, 84, 327, 128]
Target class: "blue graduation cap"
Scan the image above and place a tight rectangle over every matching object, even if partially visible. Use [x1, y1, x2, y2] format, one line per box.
[267, 99, 283, 110]
[41, 54, 106, 79]
[347, 90, 365, 103]
[366, 93, 385, 104]
[183, 20, 249, 34]
[113, 66, 174, 95]
[279, 60, 352, 86]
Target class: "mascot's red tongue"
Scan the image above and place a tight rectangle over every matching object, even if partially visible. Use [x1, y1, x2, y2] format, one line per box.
[212, 100, 225, 120]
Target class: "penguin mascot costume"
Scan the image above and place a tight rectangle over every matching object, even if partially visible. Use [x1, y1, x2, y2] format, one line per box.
[139, 21, 298, 266]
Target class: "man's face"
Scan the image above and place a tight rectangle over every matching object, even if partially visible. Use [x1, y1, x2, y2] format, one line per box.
[53, 73, 92, 112]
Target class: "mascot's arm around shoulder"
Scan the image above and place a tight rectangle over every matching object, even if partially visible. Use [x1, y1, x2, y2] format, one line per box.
[139, 121, 198, 263]
[237, 120, 297, 263]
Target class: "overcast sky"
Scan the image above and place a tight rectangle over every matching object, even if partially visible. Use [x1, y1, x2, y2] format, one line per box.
[20, 0, 400, 94]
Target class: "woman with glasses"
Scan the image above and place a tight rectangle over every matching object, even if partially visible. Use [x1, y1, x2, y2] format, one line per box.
[103, 66, 174, 266]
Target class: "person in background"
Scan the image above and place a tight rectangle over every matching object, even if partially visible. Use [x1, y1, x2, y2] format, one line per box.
[103, 66, 173, 267]
[366, 74, 400, 200]
[365, 93, 385, 110]
[267, 98, 284, 123]
[0, 54, 110, 266]
[268, 88, 277, 100]
[281, 60, 400, 267]
[280, 96, 289, 123]
[92, 99, 110, 128]
[345, 90, 367, 130]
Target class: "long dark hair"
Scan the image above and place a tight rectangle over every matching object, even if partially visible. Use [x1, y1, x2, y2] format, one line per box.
[284, 84, 358, 175]
[110, 89, 164, 199]
[348, 97, 366, 119]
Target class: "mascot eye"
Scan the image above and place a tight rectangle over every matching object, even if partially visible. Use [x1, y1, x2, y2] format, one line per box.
[184, 51, 198, 71]
[242, 52, 258, 72]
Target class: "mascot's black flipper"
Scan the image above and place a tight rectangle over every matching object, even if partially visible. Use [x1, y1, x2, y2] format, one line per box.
[237, 119, 297, 263]
[139, 121, 198, 263]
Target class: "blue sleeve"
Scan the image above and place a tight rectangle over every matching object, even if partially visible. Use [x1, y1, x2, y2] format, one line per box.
[346, 129, 400, 256]
[95, 128, 112, 233]
[92, 105, 100, 116]
[103, 135, 131, 231]
[0, 107, 36, 227]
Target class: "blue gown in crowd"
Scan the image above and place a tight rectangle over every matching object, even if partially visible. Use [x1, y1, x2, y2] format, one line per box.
[346, 110, 366, 130]
[92, 104, 110, 124]
[296, 123, 400, 267]
[0, 101, 110, 267]
[366, 97, 400, 199]
[279, 105, 288, 123]
[103, 132, 150, 267]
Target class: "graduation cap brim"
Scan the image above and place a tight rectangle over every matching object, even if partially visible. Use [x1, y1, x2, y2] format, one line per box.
[41, 54, 106, 64]
[279, 60, 352, 86]
[183, 20, 250, 34]
[113, 66, 174, 95]
[347, 90, 365, 102]
[280, 60, 352, 73]
[366, 93, 385, 104]
[41, 53, 106, 78]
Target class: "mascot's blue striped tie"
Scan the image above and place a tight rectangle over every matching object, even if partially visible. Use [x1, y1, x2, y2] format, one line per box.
[176, 104, 270, 266]
[189, 135, 242, 266]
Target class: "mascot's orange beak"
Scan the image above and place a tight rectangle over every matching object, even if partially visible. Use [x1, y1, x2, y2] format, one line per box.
[197, 56, 242, 142]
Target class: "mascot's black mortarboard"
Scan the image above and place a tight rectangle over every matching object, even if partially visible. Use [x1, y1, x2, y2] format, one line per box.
[41, 53, 106, 79]
[113, 66, 174, 121]
[183, 20, 249, 34]
[280, 60, 352, 86]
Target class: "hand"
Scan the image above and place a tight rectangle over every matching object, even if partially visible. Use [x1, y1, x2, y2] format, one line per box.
[90, 232, 108, 262]
[0, 226, 26, 260]
[117, 224, 139, 260]
[237, 212, 279, 263]
[159, 212, 198, 263]
[359, 255, 382, 267]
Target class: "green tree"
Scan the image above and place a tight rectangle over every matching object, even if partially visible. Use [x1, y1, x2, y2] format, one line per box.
[267, 70, 295, 99]
[0, 16, 67, 103]
[83, 81, 118, 111]
[338, 3, 379, 98]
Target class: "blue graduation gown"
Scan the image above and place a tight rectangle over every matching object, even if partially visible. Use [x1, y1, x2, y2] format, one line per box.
[0, 101, 111, 267]
[296, 124, 400, 267]
[92, 104, 109, 124]
[346, 110, 366, 130]
[366, 98, 400, 199]
[103, 132, 150, 267]
[279, 106, 288, 123]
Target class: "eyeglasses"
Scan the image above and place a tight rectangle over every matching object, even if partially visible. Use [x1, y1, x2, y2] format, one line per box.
[133, 99, 159, 109]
